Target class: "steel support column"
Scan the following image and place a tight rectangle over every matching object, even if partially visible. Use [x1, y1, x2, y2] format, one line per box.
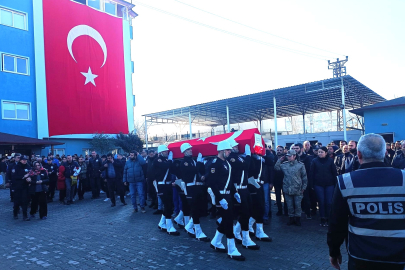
[144, 116, 148, 150]
[303, 113, 306, 134]
[273, 96, 278, 147]
[341, 77, 347, 141]
[189, 111, 192, 139]
[226, 105, 230, 133]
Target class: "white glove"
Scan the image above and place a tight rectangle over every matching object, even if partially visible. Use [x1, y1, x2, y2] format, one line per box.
[261, 157, 265, 162]
[234, 193, 241, 203]
[168, 151, 173, 161]
[197, 153, 203, 162]
[219, 198, 228, 210]
[244, 145, 251, 156]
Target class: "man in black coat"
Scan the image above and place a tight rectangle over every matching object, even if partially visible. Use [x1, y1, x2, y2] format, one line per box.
[43, 156, 58, 202]
[12, 156, 31, 221]
[88, 151, 103, 199]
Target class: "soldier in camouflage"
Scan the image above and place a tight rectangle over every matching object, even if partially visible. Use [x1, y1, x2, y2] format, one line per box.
[274, 149, 308, 226]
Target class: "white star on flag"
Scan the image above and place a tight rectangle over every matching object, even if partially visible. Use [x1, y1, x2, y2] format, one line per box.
[81, 67, 98, 86]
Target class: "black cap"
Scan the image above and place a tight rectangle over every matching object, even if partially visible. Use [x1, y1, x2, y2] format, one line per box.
[20, 156, 28, 160]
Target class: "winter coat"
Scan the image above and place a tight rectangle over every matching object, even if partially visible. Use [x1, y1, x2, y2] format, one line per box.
[309, 156, 337, 187]
[392, 151, 405, 169]
[62, 161, 79, 179]
[101, 160, 124, 180]
[28, 168, 49, 194]
[12, 162, 32, 190]
[57, 166, 66, 190]
[78, 162, 87, 179]
[88, 156, 103, 178]
[334, 153, 360, 174]
[123, 155, 146, 183]
[274, 159, 308, 196]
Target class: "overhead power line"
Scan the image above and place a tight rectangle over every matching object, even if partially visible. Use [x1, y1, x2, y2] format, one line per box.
[132, 1, 332, 60]
[175, 0, 346, 58]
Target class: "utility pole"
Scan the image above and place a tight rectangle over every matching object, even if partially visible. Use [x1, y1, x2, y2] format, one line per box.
[328, 56, 348, 78]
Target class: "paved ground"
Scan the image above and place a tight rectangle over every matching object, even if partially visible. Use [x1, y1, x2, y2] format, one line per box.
[0, 189, 348, 270]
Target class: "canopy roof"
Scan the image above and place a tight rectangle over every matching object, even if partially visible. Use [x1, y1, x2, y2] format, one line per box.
[143, 75, 385, 126]
[0, 133, 64, 146]
[350, 96, 405, 116]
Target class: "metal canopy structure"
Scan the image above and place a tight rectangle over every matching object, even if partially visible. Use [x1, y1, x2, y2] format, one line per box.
[144, 75, 385, 126]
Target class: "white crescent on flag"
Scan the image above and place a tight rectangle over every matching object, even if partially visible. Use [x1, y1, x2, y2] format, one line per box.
[209, 130, 243, 145]
[67, 25, 107, 67]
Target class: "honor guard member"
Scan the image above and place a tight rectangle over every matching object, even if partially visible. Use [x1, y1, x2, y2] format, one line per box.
[247, 153, 273, 241]
[153, 145, 179, 236]
[328, 134, 405, 270]
[176, 143, 210, 241]
[227, 140, 260, 250]
[207, 141, 245, 261]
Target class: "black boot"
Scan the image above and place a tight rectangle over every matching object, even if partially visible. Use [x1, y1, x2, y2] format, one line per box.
[295, 217, 301, 226]
[287, 217, 295, 226]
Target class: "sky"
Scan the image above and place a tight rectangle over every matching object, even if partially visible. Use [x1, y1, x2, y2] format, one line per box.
[130, 0, 405, 135]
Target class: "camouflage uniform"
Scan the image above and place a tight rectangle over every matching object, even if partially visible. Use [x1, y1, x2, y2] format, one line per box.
[274, 159, 307, 217]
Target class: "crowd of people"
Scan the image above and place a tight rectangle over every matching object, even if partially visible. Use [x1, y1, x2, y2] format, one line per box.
[1, 136, 405, 264]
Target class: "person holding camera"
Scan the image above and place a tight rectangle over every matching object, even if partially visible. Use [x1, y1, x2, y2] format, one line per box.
[103, 153, 126, 207]
[29, 162, 49, 220]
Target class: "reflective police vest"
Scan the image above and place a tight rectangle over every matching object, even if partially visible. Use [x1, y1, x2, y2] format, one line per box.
[338, 167, 405, 264]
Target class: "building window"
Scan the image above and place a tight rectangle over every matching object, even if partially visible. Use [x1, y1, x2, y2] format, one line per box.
[1, 54, 28, 75]
[117, 4, 127, 19]
[88, 0, 100, 10]
[72, 0, 86, 4]
[0, 7, 27, 30]
[2, 101, 30, 120]
[104, 0, 117, 16]
[53, 149, 65, 156]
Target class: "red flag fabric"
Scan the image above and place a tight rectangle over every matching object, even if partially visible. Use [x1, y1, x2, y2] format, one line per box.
[168, 128, 266, 159]
[43, 0, 129, 136]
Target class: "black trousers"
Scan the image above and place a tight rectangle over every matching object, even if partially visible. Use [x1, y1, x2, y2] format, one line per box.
[187, 186, 205, 224]
[107, 178, 125, 205]
[30, 192, 47, 218]
[47, 176, 57, 199]
[179, 192, 191, 216]
[249, 185, 264, 223]
[309, 188, 318, 211]
[160, 184, 174, 219]
[148, 178, 157, 204]
[234, 189, 252, 231]
[301, 188, 311, 216]
[274, 183, 288, 213]
[348, 256, 405, 270]
[78, 178, 89, 199]
[217, 194, 234, 239]
[13, 188, 28, 217]
[91, 176, 101, 198]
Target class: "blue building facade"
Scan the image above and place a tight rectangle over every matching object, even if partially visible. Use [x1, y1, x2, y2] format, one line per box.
[0, 0, 137, 157]
[0, 0, 37, 138]
[351, 97, 405, 142]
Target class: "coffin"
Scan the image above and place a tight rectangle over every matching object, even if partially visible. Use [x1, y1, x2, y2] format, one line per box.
[168, 128, 265, 159]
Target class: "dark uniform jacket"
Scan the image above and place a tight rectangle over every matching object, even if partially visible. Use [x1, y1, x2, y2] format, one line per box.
[206, 157, 236, 202]
[7, 161, 19, 185]
[43, 162, 58, 180]
[13, 162, 32, 190]
[227, 152, 251, 188]
[151, 155, 172, 183]
[88, 156, 103, 178]
[180, 156, 204, 184]
[327, 162, 405, 264]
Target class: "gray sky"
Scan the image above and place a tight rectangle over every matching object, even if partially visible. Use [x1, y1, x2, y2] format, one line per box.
[131, 0, 405, 134]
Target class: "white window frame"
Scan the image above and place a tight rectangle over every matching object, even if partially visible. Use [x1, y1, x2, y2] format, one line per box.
[1, 53, 29, 75]
[104, 0, 117, 16]
[0, 7, 27, 30]
[1, 100, 31, 121]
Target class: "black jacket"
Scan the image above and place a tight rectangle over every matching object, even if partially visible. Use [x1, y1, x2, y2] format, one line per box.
[28, 168, 49, 194]
[0, 162, 7, 173]
[43, 162, 58, 179]
[88, 156, 103, 178]
[273, 155, 284, 187]
[62, 161, 79, 179]
[102, 160, 124, 180]
[13, 162, 32, 190]
[392, 151, 405, 169]
[309, 156, 337, 187]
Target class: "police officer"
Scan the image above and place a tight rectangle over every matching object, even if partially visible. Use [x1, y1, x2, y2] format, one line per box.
[328, 134, 405, 270]
[153, 145, 179, 236]
[176, 143, 209, 241]
[247, 153, 272, 241]
[12, 156, 31, 221]
[88, 151, 103, 199]
[207, 141, 245, 261]
[227, 140, 260, 250]
[7, 154, 20, 203]
[43, 156, 58, 202]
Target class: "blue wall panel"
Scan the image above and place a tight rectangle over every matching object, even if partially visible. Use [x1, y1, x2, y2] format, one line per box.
[41, 139, 92, 157]
[364, 107, 405, 141]
[0, 0, 37, 138]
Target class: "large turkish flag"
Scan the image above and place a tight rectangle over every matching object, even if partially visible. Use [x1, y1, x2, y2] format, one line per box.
[43, 0, 129, 136]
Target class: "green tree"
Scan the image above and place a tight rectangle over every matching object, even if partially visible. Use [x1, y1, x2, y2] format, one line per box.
[114, 131, 144, 153]
[89, 133, 115, 155]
